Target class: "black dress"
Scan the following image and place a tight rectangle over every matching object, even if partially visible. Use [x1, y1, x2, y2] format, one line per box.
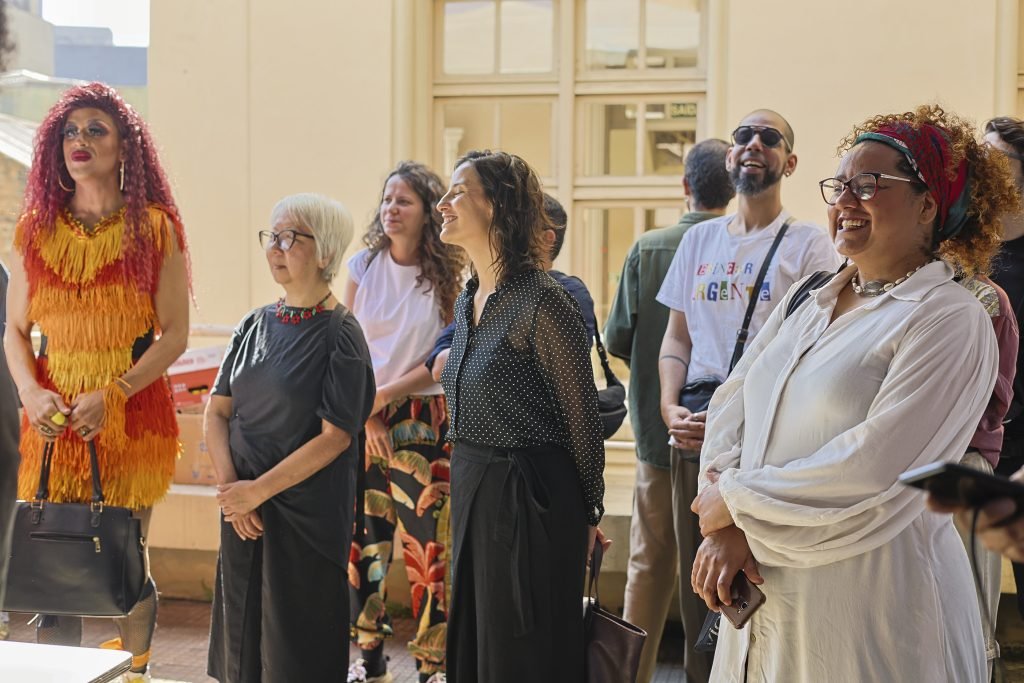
[440, 269, 605, 683]
[207, 304, 374, 683]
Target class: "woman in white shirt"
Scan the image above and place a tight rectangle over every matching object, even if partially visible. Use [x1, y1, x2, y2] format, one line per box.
[344, 161, 465, 683]
[689, 105, 1019, 682]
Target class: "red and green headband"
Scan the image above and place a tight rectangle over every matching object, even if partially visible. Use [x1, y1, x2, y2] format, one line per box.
[855, 122, 971, 240]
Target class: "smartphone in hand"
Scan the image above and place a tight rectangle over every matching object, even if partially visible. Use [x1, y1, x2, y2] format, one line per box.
[900, 462, 1024, 520]
[720, 572, 766, 629]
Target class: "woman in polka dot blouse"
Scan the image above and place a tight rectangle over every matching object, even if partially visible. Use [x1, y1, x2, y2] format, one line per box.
[437, 150, 607, 682]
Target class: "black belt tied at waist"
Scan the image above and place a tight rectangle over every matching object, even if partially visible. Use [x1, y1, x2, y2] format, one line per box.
[455, 441, 562, 637]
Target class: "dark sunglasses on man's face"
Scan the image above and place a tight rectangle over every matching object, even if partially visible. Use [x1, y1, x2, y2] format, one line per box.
[731, 125, 790, 150]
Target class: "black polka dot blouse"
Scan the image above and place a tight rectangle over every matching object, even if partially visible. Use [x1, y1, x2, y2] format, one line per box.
[441, 268, 606, 525]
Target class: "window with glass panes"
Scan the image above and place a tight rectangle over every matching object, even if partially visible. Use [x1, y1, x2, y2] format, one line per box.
[433, 0, 706, 424]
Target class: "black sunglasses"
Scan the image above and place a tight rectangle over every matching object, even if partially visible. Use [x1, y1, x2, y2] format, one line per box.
[731, 125, 791, 150]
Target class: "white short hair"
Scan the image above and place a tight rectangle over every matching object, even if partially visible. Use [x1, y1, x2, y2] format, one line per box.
[270, 193, 353, 282]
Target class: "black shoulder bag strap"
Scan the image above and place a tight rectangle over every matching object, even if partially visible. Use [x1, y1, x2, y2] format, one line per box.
[728, 217, 793, 372]
[326, 304, 367, 544]
[592, 323, 623, 389]
[784, 269, 840, 319]
[567, 275, 622, 389]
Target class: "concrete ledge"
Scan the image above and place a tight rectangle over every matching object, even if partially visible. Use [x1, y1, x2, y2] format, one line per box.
[149, 447, 644, 608]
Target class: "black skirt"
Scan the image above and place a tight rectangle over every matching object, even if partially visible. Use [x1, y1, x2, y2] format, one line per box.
[447, 441, 588, 683]
[207, 500, 351, 683]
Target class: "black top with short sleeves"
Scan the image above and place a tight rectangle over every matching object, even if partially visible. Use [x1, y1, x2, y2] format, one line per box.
[440, 268, 605, 525]
[212, 304, 375, 563]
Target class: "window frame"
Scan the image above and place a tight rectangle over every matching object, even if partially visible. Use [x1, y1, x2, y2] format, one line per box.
[574, 94, 705, 184]
[433, 0, 562, 84]
[575, 0, 708, 82]
[433, 95, 560, 184]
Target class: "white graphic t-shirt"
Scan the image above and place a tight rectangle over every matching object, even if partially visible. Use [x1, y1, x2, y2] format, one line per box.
[656, 211, 840, 382]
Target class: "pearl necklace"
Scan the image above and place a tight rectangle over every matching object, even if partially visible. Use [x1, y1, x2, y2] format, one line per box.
[851, 263, 928, 297]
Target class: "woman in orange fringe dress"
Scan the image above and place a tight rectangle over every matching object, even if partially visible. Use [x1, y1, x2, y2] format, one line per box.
[3, 82, 190, 680]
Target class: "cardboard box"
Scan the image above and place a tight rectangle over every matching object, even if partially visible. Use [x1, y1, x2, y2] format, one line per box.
[168, 346, 225, 409]
[173, 413, 218, 485]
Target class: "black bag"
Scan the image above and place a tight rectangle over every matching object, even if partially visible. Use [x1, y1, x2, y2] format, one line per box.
[593, 324, 627, 439]
[584, 542, 647, 682]
[677, 218, 794, 419]
[3, 440, 146, 616]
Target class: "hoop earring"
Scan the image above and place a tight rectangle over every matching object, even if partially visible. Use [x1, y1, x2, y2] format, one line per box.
[57, 167, 74, 193]
[119, 161, 125, 192]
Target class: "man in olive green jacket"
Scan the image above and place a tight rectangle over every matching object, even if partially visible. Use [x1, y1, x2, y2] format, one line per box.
[604, 139, 734, 683]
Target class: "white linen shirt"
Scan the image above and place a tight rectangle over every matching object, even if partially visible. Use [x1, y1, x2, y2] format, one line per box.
[700, 261, 996, 683]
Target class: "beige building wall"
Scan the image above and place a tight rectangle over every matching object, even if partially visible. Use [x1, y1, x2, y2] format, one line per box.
[150, 0, 1022, 329]
[709, 0, 1017, 227]
[5, 4, 54, 75]
[149, 0, 394, 329]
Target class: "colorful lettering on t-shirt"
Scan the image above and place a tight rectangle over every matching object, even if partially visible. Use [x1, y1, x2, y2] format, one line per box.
[691, 261, 772, 303]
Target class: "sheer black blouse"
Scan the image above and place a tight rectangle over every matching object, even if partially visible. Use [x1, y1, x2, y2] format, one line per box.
[441, 269, 605, 525]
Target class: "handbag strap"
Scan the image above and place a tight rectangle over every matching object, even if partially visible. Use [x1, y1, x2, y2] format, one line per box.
[34, 439, 104, 505]
[566, 276, 621, 388]
[592, 317, 622, 389]
[728, 217, 793, 372]
[587, 541, 604, 608]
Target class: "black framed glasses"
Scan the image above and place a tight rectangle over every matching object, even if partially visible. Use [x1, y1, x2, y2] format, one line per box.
[818, 172, 918, 205]
[731, 125, 790, 150]
[258, 229, 315, 251]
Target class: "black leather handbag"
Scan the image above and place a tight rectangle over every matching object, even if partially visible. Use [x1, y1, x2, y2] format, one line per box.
[584, 542, 647, 682]
[593, 324, 627, 439]
[3, 440, 146, 616]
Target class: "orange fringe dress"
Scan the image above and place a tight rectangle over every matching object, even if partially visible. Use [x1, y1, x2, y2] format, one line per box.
[15, 204, 183, 509]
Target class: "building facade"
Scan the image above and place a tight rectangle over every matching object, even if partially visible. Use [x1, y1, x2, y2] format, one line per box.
[149, 0, 1022, 337]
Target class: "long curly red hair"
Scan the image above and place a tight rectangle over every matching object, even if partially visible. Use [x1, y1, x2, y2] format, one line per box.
[20, 82, 189, 289]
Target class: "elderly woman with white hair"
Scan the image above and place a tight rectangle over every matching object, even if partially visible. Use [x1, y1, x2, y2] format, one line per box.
[206, 193, 376, 682]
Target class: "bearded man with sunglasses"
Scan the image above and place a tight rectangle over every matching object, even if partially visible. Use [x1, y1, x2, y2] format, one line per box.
[656, 109, 838, 681]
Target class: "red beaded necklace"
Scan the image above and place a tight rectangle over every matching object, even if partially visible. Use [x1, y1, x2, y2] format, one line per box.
[275, 292, 332, 324]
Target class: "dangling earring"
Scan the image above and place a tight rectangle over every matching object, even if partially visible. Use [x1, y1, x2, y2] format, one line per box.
[119, 161, 125, 192]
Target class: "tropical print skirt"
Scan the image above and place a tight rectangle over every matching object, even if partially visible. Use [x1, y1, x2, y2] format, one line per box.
[349, 394, 450, 674]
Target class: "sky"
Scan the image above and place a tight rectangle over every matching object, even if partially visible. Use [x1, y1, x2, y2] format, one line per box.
[41, 0, 150, 47]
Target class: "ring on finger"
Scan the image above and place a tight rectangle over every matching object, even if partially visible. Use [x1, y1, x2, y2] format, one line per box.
[78, 427, 90, 437]
[39, 424, 56, 436]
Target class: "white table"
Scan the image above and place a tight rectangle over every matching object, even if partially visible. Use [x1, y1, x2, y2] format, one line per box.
[0, 640, 131, 682]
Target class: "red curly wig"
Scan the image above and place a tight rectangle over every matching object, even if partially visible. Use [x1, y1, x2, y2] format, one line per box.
[20, 82, 189, 288]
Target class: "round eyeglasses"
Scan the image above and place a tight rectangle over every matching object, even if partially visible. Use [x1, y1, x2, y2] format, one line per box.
[818, 172, 918, 205]
[258, 229, 315, 251]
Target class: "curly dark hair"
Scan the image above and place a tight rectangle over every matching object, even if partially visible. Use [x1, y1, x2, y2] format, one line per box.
[455, 150, 550, 283]
[20, 82, 189, 289]
[363, 161, 465, 323]
[839, 104, 1020, 277]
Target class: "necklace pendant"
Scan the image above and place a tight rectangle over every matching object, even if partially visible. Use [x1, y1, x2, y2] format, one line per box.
[861, 280, 886, 296]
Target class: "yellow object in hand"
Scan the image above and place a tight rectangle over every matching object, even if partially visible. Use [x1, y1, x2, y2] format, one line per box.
[49, 412, 66, 426]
